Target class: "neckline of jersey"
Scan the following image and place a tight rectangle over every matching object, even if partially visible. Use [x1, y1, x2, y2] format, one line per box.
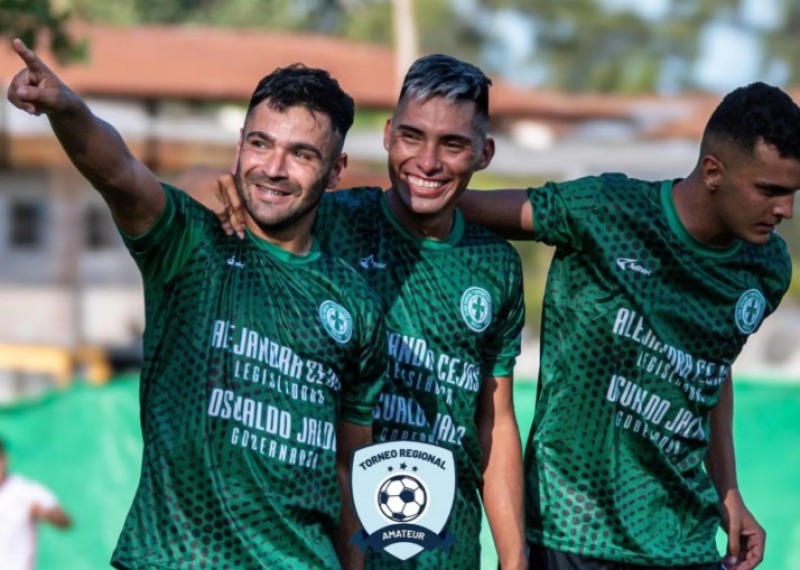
[659, 179, 742, 259]
[244, 229, 322, 264]
[379, 191, 465, 250]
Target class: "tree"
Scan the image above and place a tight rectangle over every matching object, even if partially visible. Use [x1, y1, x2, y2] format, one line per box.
[0, 0, 83, 61]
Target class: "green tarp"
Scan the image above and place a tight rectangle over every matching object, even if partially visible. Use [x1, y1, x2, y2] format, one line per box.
[1, 376, 798, 569]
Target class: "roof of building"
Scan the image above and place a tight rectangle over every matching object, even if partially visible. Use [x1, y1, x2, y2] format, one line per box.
[0, 22, 630, 120]
[0, 23, 399, 106]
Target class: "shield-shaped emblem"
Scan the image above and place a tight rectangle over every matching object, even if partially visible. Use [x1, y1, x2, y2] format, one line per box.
[350, 441, 457, 560]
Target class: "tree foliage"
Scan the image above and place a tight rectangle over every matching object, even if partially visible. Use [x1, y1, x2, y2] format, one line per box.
[0, 0, 84, 61]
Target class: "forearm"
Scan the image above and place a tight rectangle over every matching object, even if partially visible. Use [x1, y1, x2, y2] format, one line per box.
[705, 372, 738, 496]
[478, 374, 527, 569]
[44, 506, 72, 529]
[481, 417, 526, 569]
[458, 189, 534, 240]
[46, 92, 142, 197]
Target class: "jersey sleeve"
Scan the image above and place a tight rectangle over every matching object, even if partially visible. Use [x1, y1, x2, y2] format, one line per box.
[482, 248, 525, 378]
[120, 184, 210, 283]
[528, 176, 606, 249]
[339, 292, 388, 425]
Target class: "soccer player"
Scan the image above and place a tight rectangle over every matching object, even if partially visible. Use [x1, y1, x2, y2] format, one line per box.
[456, 82, 800, 570]
[7, 38, 387, 570]
[200, 55, 528, 570]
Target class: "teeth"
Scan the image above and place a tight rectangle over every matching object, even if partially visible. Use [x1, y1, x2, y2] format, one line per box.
[408, 175, 442, 189]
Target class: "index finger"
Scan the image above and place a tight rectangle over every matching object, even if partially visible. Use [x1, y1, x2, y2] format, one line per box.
[11, 38, 49, 73]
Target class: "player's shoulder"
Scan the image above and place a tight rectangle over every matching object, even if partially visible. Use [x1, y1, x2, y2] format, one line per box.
[744, 231, 792, 277]
[164, 182, 221, 227]
[596, 172, 660, 196]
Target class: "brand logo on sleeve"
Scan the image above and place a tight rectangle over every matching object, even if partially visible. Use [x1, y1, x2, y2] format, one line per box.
[319, 300, 353, 343]
[350, 441, 457, 560]
[735, 289, 766, 334]
[460, 287, 492, 332]
[616, 257, 652, 276]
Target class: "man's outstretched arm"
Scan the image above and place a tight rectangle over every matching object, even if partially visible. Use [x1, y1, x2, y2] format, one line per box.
[7, 38, 164, 236]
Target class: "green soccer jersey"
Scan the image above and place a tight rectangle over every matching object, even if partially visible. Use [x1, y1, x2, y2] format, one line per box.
[526, 174, 791, 566]
[111, 185, 387, 570]
[315, 188, 525, 569]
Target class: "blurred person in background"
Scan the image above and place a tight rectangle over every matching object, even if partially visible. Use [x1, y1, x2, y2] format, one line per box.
[193, 54, 528, 570]
[6, 38, 387, 570]
[455, 81, 800, 570]
[0, 437, 72, 570]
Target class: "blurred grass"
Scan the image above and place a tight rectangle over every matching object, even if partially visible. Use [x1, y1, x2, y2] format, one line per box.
[1, 375, 798, 569]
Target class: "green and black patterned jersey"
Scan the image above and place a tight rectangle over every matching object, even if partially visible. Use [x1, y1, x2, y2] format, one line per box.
[525, 174, 791, 566]
[111, 185, 387, 570]
[315, 187, 525, 569]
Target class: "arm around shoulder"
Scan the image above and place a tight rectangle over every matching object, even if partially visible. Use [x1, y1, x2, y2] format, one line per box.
[458, 189, 534, 240]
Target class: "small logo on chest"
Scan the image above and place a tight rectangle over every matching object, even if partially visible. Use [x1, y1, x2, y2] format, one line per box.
[319, 300, 354, 344]
[460, 287, 493, 332]
[735, 289, 766, 334]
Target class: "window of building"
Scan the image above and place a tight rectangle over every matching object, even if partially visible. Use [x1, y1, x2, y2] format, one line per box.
[9, 200, 45, 248]
[85, 205, 118, 250]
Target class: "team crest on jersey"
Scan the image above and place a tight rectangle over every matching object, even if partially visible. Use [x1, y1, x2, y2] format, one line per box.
[350, 441, 457, 560]
[318, 300, 353, 343]
[735, 289, 766, 334]
[460, 287, 492, 332]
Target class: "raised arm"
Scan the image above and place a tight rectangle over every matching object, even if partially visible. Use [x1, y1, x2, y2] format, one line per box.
[477, 374, 527, 570]
[458, 189, 534, 240]
[6, 38, 164, 236]
[705, 372, 765, 570]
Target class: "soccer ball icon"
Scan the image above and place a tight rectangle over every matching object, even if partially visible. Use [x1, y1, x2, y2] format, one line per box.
[378, 474, 427, 522]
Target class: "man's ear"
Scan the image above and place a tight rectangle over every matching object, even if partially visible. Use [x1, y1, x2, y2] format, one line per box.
[476, 136, 496, 171]
[327, 153, 348, 189]
[383, 119, 393, 152]
[701, 153, 724, 192]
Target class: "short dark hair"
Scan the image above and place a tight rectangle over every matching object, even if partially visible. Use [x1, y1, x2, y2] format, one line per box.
[0, 438, 5, 457]
[397, 54, 492, 135]
[247, 64, 355, 149]
[703, 82, 800, 160]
